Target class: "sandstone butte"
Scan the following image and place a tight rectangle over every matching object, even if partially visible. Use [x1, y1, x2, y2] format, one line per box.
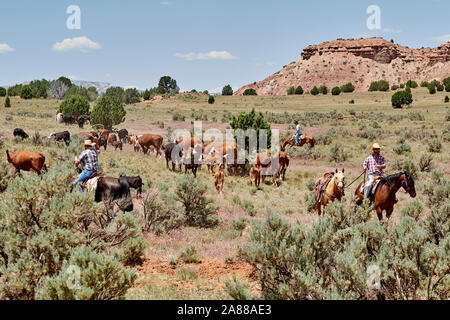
[234, 37, 450, 95]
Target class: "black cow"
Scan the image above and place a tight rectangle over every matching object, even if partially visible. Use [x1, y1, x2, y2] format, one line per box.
[117, 129, 129, 144]
[119, 175, 144, 197]
[164, 142, 182, 171]
[62, 114, 75, 125]
[49, 131, 71, 146]
[13, 128, 29, 139]
[94, 177, 134, 212]
[182, 148, 202, 178]
[77, 116, 85, 129]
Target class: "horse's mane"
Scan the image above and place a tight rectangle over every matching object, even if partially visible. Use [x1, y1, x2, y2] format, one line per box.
[383, 172, 406, 186]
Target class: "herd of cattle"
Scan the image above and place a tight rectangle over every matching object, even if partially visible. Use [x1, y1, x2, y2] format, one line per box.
[9, 123, 291, 204]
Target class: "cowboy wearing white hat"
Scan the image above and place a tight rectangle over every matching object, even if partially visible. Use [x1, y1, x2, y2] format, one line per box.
[72, 140, 100, 193]
[363, 143, 386, 199]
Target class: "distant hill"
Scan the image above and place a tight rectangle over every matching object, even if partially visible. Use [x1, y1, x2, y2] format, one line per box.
[71, 80, 112, 95]
[235, 37, 450, 95]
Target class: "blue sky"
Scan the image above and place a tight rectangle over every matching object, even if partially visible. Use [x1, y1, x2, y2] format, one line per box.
[1, 0, 449, 92]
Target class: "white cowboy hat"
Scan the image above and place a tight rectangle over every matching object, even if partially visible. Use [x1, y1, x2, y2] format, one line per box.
[82, 140, 94, 148]
[370, 143, 382, 151]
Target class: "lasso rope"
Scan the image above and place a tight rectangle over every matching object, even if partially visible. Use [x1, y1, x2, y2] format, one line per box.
[345, 169, 366, 188]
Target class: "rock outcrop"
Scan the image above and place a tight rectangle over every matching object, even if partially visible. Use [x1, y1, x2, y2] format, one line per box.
[235, 38, 450, 95]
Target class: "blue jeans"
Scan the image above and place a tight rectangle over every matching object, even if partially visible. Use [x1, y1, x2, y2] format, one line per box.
[294, 132, 301, 144]
[73, 169, 96, 193]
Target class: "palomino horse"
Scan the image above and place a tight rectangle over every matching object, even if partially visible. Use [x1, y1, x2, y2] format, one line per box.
[281, 135, 315, 151]
[355, 171, 416, 220]
[315, 169, 345, 216]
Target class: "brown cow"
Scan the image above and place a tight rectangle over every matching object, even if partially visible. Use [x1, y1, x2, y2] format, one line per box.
[139, 134, 163, 156]
[108, 134, 118, 144]
[6, 150, 46, 175]
[213, 164, 225, 194]
[249, 167, 261, 188]
[112, 140, 123, 151]
[99, 129, 109, 139]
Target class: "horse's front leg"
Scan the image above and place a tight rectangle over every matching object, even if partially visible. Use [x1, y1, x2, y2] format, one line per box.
[375, 206, 383, 221]
[386, 206, 394, 219]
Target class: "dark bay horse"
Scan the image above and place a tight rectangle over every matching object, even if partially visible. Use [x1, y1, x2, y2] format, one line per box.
[355, 171, 416, 220]
[281, 135, 315, 151]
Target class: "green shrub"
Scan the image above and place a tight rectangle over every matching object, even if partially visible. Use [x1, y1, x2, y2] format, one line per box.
[401, 201, 423, 222]
[369, 80, 389, 92]
[120, 237, 145, 267]
[176, 265, 199, 280]
[445, 96, 449, 103]
[179, 246, 199, 263]
[393, 138, 411, 155]
[327, 143, 347, 162]
[230, 108, 271, 151]
[428, 85, 436, 95]
[243, 88, 257, 96]
[419, 153, 433, 172]
[310, 86, 319, 96]
[391, 90, 413, 108]
[91, 96, 126, 130]
[175, 175, 219, 228]
[0, 87, 6, 97]
[4, 96, 10, 108]
[35, 246, 136, 300]
[295, 86, 304, 95]
[232, 217, 248, 233]
[287, 86, 295, 95]
[427, 139, 442, 153]
[421, 81, 430, 88]
[208, 96, 215, 104]
[406, 80, 418, 88]
[57, 95, 90, 117]
[391, 85, 399, 91]
[340, 82, 355, 93]
[319, 86, 328, 95]
[222, 85, 233, 96]
[331, 87, 341, 96]
[20, 85, 33, 99]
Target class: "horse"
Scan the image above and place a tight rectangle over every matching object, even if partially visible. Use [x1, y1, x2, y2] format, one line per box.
[281, 135, 315, 151]
[315, 169, 345, 216]
[355, 171, 416, 220]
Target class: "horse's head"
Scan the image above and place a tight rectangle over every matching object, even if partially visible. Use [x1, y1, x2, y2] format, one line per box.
[334, 168, 345, 194]
[401, 171, 416, 198]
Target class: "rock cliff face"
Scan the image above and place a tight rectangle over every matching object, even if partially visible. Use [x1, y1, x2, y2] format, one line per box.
[235, 38, 450, 95]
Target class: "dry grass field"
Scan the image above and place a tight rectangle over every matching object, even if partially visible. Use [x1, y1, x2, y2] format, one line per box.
[0, 89, 448, 299]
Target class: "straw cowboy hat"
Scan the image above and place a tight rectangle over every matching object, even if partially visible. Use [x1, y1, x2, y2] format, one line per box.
[369, 143, 382, 151]
[82, 140, 96, 148]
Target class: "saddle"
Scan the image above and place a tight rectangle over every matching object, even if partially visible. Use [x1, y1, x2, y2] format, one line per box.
[315, 172, 334, 203]
[291, 135, 305, 145]
[81, 172, 100, 192]
[360, 176, 383, 199]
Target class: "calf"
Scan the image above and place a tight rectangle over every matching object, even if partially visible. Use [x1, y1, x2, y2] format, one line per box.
[182, 144, 202, 178]
[112, 140, 123, 151]
[62, 114, 75, 125]
[249, 167, 261, 188]
[48, 131, 71, 146]
[213, 164, 225, 194]
[119, 175, 144, 197]
[108, 134, 118, 144]
[77, 116, 86, 129]
[164, 142, 182, 171]
[6, 150, 46, 175]
[98, 136, 108, 150]
[117, 129, 129, 144]
[13, 128, 29, 139]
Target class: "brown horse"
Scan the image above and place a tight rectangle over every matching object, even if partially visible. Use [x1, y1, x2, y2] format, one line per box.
[315, 169, 345, 216]
[281, 135, 315, 151]
[355, 171, 416, 220]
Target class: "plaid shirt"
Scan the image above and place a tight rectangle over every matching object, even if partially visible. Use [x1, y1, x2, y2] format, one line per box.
[78, 148, 99, 171]
[363, 154, 385, 175]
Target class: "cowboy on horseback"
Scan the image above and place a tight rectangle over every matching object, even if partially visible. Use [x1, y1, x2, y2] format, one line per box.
[72, 140, 100, 193]
[293, 120, 303, 145]
[363, 143, 386, 199]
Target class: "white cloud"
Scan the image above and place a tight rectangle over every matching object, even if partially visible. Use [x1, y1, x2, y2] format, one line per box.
[0, 43, 14, 54]
[52, 36, 101, 53]
[431, 34, 450, 42]
[68, 75, 78, 80]
[160, 1, 174, 5]
[175, 50, 237, 61]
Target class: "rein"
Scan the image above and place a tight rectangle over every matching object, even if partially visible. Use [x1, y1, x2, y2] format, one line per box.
[345, 170, 366, 188]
